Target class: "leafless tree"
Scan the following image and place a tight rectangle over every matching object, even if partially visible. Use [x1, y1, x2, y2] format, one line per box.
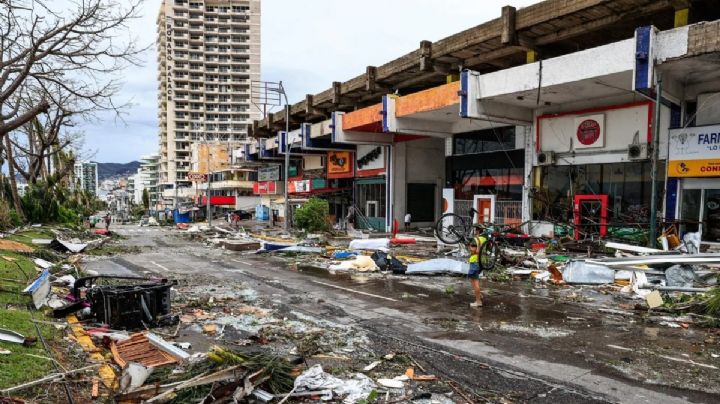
[0, 0, 146, 214]
[9, 84, 92, 184]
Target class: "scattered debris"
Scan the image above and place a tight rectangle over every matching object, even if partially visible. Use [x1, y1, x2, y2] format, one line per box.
[70, 275, 179, 330]
[293, 365, 376, 403]
[22, 269, 51, 309]
[0, 328, 36, 346]
[406, 258, 469, 275]
[111, 333, 180, 368]
[646, 290, 664, 309]
[50, 239, 88, 253]
[562, 260, 615, 284]
[0, 364, 101, 395]
[329, 255, 379, 272]
[348, 238, 390, 250]
[0, 239, 34, 253]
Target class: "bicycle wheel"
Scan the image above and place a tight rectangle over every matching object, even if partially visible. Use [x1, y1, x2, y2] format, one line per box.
[479, 239, 498, 270]
[435, 213, 468, 244]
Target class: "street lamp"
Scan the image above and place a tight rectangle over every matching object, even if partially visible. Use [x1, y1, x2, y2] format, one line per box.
[283, 103, 290, 232]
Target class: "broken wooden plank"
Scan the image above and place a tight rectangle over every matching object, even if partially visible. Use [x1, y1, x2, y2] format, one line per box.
[0, 364, 101, 395]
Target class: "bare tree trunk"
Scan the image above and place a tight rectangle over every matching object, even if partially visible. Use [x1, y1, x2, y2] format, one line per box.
[0, 139, 5, 202]
[4, 134, 25, 220]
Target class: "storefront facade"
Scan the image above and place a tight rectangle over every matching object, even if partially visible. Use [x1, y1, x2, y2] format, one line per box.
[532, 101, 666, 238]
[353, 146, 387, 231]
[447, 126, 525, 225]
[668, 124, 720, 243]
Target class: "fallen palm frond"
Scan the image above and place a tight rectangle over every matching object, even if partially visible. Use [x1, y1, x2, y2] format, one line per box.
[209, 346, 295, 394]
[704, 287, 720, 316]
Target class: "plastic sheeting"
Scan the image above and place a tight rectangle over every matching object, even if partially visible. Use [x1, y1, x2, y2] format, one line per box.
[348, 238, 390, 250]
[561, 260, 615, 284]
[293, 365, 375, 403]
[269, 245, 323, 254]
[665, 265, 696, 288]
[683, 232, 701, 254]
[328, 255, 379, 272]
[406, 258, 470, 275]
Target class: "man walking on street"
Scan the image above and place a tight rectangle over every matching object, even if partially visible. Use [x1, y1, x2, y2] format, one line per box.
[404, 212, 411, 231]
[104, 214, 111, 231]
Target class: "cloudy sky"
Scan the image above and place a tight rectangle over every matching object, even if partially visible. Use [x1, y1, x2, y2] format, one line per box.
[83, 0, 539, 163]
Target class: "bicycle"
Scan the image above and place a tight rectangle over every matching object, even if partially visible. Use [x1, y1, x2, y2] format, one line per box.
[435, 208, 519, 270]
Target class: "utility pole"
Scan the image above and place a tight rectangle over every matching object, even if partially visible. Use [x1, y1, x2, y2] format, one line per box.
[649, 74, 662, 247]
[284, 104, 290, 232]
[206, 142, 212, 226]
[250, 80, 289, 230]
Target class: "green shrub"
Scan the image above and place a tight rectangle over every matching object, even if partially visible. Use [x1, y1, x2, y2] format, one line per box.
[293, 197, 329, 232]
[58, 205, 80, 225]
[19, 177, 100, 225]
[131, 205, 146, 220]
[9, 209, 23, 227]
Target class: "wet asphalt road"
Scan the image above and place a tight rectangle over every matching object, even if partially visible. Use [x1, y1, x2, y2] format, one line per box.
[85, 225, 720, 403]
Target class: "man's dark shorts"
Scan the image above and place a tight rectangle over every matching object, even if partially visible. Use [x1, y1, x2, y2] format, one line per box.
[467, 262, 482, 279]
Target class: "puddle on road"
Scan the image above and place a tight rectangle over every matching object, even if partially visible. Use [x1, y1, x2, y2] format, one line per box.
[294, 262, 573, 329]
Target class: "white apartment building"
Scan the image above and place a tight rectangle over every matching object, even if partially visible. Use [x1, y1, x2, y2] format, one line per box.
[157, 0, 261, 207]
[128, 169, 147, 205]
[141, 154, 161, 209]
[73, 161, 99, 196]
[128, 154, 161, 208]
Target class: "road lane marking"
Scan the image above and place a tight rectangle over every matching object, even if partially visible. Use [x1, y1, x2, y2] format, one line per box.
[150, 261, 170, 272]
[311, 281, 398, 302]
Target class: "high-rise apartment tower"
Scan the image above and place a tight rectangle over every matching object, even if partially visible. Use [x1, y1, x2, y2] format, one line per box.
[157, 0, 261, 206]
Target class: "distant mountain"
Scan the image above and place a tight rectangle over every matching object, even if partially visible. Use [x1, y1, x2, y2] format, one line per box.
[96, 161, 141, 180]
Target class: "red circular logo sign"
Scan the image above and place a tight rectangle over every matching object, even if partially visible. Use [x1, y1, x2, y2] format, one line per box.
[576, 119, 601, 145]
